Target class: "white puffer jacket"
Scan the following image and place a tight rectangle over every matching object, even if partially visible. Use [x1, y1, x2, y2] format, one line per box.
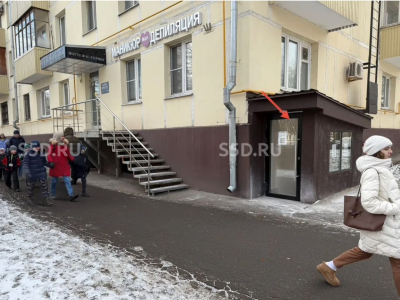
[356, 155, 400, 259]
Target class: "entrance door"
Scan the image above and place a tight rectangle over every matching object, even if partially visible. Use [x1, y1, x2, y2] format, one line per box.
[90, 76, 100, 129]
[266, 113, 302, 200]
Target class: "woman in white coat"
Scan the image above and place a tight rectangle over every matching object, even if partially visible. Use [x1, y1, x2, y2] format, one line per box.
[317, 135, 400, 296]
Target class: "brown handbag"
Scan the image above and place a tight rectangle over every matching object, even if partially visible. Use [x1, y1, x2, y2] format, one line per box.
[344, 168, 386, 231]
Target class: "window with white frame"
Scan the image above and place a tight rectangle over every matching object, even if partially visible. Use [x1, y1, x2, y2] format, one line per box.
[40, 88, 50, 117]
[125, 1, 138, 10]
[382, 1, 400, 26]
[24, 94, 31, 121]
[86, 1, 96, 32]
[281, 35, 310, 91]
[170, 41, 192, 95]
[60, 15, 66, 46]
[381, 75, 390, 109]
[127, 58, 142, 102]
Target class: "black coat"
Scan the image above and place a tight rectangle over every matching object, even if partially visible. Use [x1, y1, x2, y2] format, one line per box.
[72, 153, 90, 178]
[23, 150, 50, 180]
[8, 136, 25, 154]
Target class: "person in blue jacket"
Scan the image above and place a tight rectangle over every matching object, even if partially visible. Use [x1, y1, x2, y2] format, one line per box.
[23, 140, 54, 206]
[0, 134, 9, 151]
[71, 144, 91, 197]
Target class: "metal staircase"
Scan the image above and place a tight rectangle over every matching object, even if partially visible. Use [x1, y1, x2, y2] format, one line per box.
[52, 98, 189, 196]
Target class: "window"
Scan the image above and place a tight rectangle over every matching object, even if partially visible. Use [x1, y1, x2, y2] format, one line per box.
[13, 9, 50, 59]
[127, 58, 142, 102]
[63, 82, 70, 106]
[40, 88, 50, 117]
[382, 1, 400, 26]
[59, 15, 66, 46]
[381, 75, 390, 109]
[24, 94, 31, 121]
[170, 41, 192, 95]
[86, 1, 97, 32]
[281, 35, 310, 91]
[125, 1, 138, 10]
[329, 132, 352, 173]
[1, 102, 8, 125]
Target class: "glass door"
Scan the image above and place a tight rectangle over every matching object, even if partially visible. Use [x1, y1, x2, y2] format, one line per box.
[267, 113, 302, 200]
[90, 77, 100, 129]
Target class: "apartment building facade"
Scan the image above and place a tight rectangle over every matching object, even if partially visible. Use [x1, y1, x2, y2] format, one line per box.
[0, 1, 399, 202]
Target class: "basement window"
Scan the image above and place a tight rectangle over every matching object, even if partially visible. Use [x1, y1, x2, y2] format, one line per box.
[329, 132, 352, 173]
[281, 35, 310, 91]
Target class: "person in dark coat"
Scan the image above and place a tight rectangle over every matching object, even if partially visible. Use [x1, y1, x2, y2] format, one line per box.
[71, 144, 91, 197]
[8, 130, 25, 178]
[0, 148, 6, 181]
[47, 132, 78, 202]
[23, 141, 54, 206]
[2, 145, 21, 191]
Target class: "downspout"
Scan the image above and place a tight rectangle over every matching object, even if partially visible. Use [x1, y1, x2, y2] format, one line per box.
[8, 3, 19, 130]
[224, 1, 237, 193]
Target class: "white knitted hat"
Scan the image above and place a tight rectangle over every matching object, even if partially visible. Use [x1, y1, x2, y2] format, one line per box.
[363, 135, 392, 156]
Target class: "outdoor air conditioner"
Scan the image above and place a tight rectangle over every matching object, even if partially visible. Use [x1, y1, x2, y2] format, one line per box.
[346, 62, 363, 82]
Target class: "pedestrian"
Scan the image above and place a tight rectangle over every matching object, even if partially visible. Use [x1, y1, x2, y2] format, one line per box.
[23, 141, 54, 206]
[71, 144, 91, 197]
[0, 148, 6, 181]
[8, 130, 25, 178]
[2, 145, 21, 192]
[64, 127, 81, 156]
[316, 135, 400, 297]
[47, 132, 78, 202]
[0, 134, 9, 151]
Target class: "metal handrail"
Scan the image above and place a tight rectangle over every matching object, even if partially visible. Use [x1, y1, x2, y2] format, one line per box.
[52, 98, 154, 158]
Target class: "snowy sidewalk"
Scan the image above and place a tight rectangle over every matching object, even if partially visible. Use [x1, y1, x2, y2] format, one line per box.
[0, 198, 227, 300]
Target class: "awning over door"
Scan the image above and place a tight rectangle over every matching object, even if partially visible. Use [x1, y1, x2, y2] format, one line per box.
[40, 45, 106, 75]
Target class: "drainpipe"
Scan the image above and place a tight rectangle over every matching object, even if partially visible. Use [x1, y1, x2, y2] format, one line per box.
[224, 1, 237, 193]
[8, 3, 19, 130]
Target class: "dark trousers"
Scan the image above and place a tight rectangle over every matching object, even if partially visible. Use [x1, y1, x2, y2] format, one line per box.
[26, 178, 49, 200]
[5, 169, 19, 190]
[72, 175, 87, 194]
[0, 169, 4, 180]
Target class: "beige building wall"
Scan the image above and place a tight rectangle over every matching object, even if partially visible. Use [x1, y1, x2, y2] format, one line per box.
[0, 1, 398, 138]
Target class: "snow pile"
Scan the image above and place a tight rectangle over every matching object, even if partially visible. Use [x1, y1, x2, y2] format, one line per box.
[0, 199, 226, 300]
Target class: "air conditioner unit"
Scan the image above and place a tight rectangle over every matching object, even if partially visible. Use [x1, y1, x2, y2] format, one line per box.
[346, 62, 363, 82]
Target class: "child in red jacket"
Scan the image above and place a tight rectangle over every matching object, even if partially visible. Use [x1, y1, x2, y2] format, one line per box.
[2, 145, 21, 191]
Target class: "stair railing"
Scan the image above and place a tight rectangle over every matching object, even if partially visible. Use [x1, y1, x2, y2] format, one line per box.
[52, 98, 155, 195]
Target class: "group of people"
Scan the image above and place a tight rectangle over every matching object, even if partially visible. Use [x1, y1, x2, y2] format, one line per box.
[0, 128, 91, 206]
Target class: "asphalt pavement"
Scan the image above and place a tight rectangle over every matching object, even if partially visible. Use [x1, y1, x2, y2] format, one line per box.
[2, 179, 399, 300]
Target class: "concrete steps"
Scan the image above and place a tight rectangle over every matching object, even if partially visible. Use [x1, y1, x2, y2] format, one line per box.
[101, 130, 189, 195]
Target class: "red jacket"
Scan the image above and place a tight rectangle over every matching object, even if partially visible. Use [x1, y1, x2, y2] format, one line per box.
[47, 143, 75, 177]
[1, 153, 21, 172]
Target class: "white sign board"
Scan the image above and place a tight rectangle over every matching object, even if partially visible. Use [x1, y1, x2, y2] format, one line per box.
[278, 131, 288, 145]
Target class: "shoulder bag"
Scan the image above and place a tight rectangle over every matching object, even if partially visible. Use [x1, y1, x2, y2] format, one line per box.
[344, 167, 387, 231]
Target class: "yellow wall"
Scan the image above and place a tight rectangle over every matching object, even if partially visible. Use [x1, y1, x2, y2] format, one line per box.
[0, 0, 399, 138]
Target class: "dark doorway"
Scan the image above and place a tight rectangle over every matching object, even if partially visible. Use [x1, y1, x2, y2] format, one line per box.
[266, 113, 302, 201]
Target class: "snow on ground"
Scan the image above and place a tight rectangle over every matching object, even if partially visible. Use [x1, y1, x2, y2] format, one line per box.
[0, 198, 228, 300]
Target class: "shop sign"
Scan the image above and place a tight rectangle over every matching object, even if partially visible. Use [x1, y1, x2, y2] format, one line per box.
[112, 12, 202, 58]
[101, 82, 109, 94]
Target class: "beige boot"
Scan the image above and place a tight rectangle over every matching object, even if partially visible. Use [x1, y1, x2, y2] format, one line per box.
[316, 262, 340, 287]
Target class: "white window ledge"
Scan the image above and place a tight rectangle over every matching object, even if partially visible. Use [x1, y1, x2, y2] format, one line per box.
[83, 27, 97, 37]
[122, 100, 142, 106]
[165, 92, 193, 100]
[38, 116, 51, 120]
[118, 4, 139, 16]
